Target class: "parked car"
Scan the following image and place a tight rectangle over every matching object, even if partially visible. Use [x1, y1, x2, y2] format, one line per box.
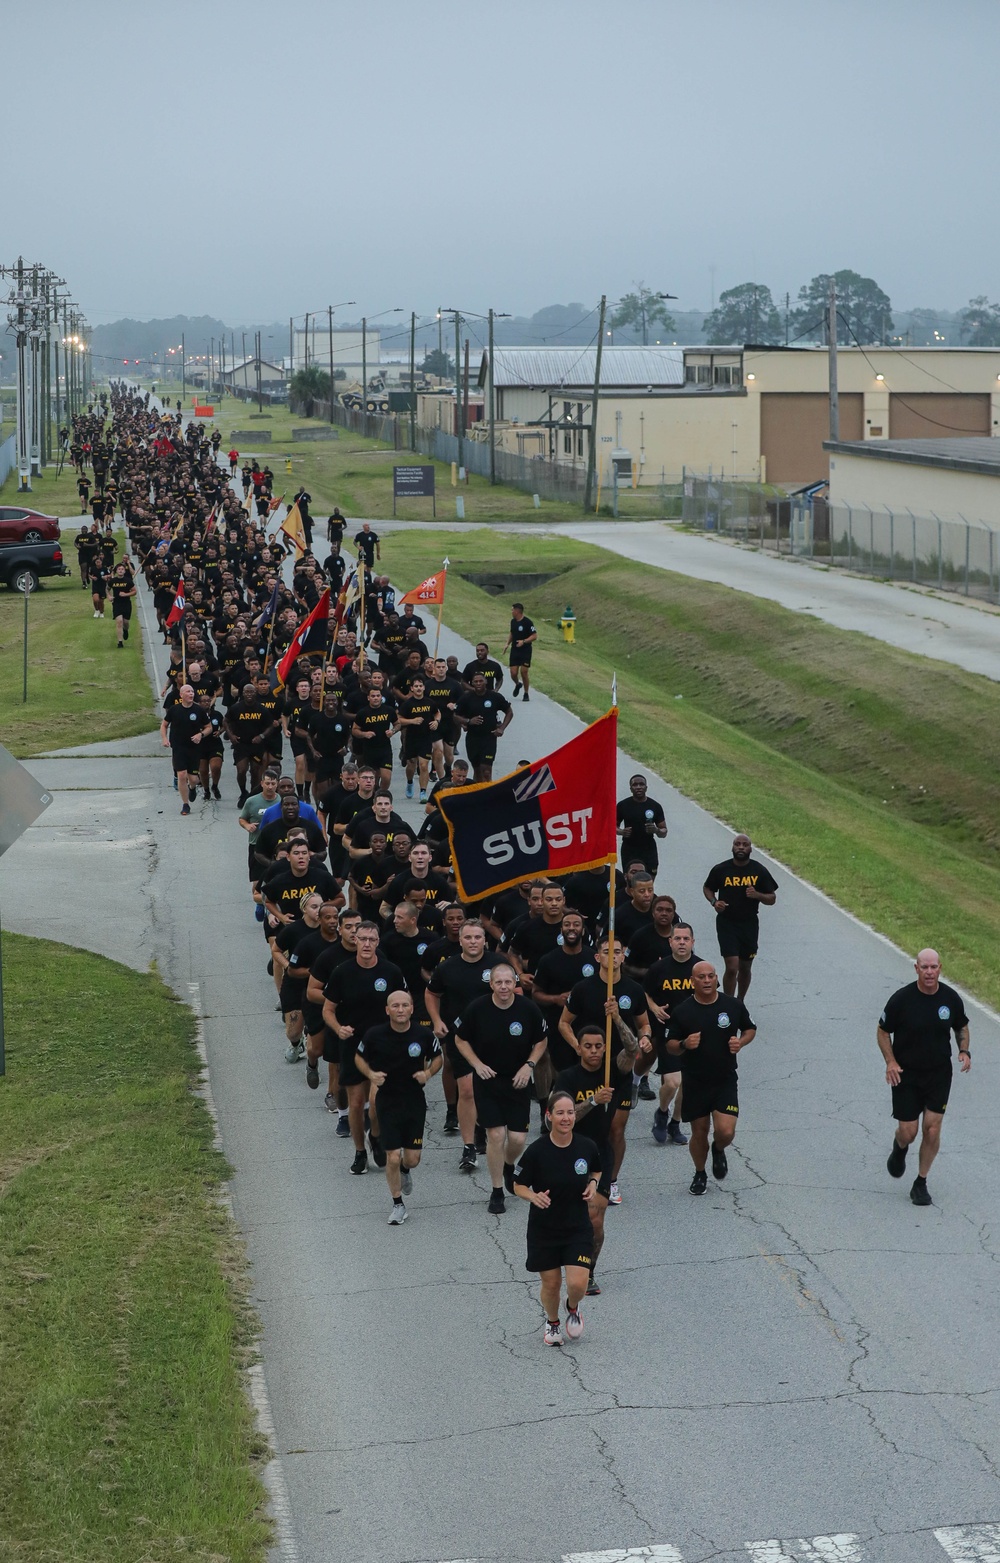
[0, 540, 71, 592]
[0, 505, 61, 544]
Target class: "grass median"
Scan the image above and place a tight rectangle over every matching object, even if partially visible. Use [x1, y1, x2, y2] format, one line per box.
[384, 527, 1000, 1010]
[0, 572, 154, 755]
[0, 932, 270, 1562]
[198, 398, 587, 524]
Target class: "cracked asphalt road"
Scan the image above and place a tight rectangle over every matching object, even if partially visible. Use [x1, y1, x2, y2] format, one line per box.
[2, 567, 998, 1563]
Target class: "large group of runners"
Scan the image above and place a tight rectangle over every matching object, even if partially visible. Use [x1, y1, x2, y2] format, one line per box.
[66, 380, 973, 1348]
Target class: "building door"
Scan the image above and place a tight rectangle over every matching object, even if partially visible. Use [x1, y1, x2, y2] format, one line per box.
[888, 394, 989, 438]
[760, 393, 863, 483]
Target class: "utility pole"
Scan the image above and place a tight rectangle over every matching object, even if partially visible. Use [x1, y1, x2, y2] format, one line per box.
[409, 310, 416, 450]
[785, 292, 790, 346]
[256, 331, 263, 411]
[488, 307, 496, 484]
[361, 316, 367, 411]
[241, 331, 247, 398]
[584, 294, 607, 513]
[828, 279, 839, 442]
[181, 331, 186, 402]
[328, 304, 335, 423]
[14, 258, 31, 490]
[304, 313, 310, 370]
[463, 338, 470, 444]
[454, 311, 462, 472]
[29, 264, 41, 476]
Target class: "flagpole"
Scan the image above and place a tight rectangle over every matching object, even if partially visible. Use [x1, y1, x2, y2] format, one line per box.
[263, 611, 277, 676]
[358, 560, 366, 671]
[604, 673, 619, 1088]
[181, 625, 187, 684]
[433, 556, 448, 656]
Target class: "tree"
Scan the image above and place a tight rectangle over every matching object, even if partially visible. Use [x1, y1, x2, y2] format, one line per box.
[703, 282, 783, 345]
[610, 282, 677, 345]
[290, 364, 331, 416]
[791, 269, 893, 345]
[959, 296, 1000, 346]
[422, 348, 453, 377]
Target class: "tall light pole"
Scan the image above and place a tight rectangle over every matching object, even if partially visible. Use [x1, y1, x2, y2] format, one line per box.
[584, 295, 607, 513]
[324, 300, 355, 422]
[828, 278, 839, 442]
[360, 307, 402, 411]
[444, 306, 509, 482]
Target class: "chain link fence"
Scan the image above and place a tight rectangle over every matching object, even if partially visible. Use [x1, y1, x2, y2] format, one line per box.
[0, 431, 16, 489]
[680, 474, 1000, 604]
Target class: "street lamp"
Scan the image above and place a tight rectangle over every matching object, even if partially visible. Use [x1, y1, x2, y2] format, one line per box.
[442, 307, 510, 482]
[361, 307, 402, 412]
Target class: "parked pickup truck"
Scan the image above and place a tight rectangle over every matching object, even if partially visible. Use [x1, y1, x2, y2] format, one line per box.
[0, 539, 72, 592]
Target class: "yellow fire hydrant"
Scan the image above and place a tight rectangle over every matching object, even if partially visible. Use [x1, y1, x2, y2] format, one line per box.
[285, 456, 293, 476]
[560, 605, 576, 643]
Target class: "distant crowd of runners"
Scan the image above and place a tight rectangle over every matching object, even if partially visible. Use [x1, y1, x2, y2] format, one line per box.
[63, 381, 972, 1347]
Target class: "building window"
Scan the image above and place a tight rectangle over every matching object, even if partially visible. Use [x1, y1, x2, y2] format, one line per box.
[696, 366, 712, 385]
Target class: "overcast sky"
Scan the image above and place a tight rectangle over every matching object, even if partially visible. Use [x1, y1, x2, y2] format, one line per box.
[7, 0, 997, 327]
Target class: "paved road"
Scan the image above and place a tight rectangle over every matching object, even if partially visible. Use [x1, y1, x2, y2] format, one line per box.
[372, 519, 1000, 684]
[3, 562, 999, 1563]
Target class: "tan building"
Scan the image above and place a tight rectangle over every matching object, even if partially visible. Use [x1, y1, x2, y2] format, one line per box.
[477, 345, 1000, 489]
[826, 437, 1000, 529]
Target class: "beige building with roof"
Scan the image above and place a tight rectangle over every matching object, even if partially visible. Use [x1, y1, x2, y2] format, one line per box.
[473, 345, 1000, 489]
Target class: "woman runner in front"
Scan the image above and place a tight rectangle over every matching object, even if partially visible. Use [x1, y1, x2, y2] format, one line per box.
[513, 1087, 601, 1347]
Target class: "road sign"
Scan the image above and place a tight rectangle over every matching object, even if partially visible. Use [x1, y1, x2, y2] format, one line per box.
[393, 464, 436, 516]
[0, 743, 51, 857]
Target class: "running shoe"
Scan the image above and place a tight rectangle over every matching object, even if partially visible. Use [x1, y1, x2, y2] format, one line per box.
[711, 1143, 728, 1181]
[324, 1092, 337, 1112]
[117, 639, 124, 649]
[651, 1108, 668, 1144]
[887, 1139, 908, 1179]
[388, 1202, 408, 1225]
[666, 1119, 689, 1146]
[418, 789, 427, 803]
[180, 803, 191, 816]
[608, 1181, 622, 1205]
[350, 1150, 368, 1175]
[910, 1176, 932, 1207]
[406, 780, 414, 799]
[543, 1320, 563, 1347]
[690, 1169, 708, 1195]
[443, 1107, 459, 1135]
[511, 684, 521, 699]
[637, 1075, 656, 1101]
[284, 1041, 304, 1063]
[522, 694, 530, 703]
[336, 1115, 351, 1138]
[305, 1059, 319, 1089]
[368, 1131, 387, 1168]
[400, 1166, 413, 1196]
[212, 783, 221, 800]
[487, 1189, 506, 1214]
[586, 1276, 601, 1297]
[459, 1146, 478, 1173]
[564, 1307, 584, 1341]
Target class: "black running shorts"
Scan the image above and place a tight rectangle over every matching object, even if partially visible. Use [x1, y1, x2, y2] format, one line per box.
[891, 1064, 952, 1121]
[681, 1072, 739, 1124]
